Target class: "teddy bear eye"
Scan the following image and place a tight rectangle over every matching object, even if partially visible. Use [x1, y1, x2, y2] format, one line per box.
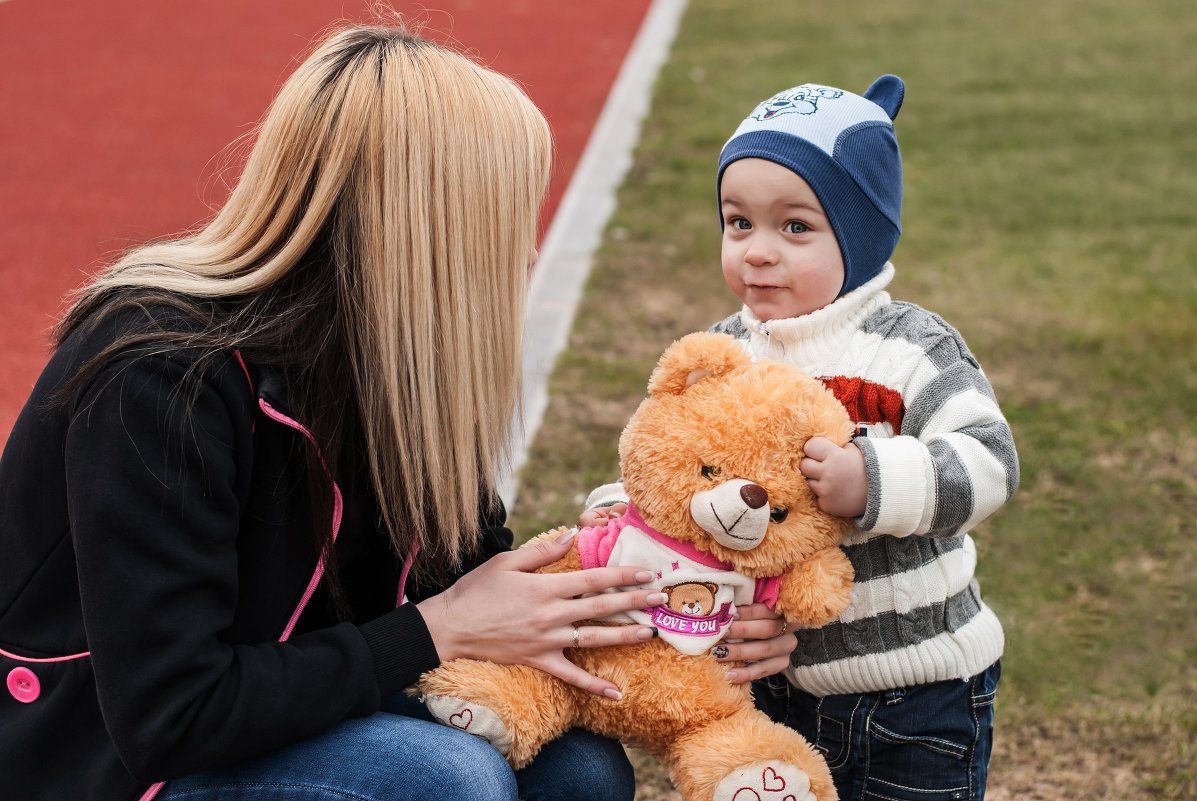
[700, 464, 721, 480]
[770, 507, 789, 524]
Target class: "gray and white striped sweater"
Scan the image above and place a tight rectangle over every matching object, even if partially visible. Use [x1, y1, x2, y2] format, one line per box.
[711, 264, 1017, 695]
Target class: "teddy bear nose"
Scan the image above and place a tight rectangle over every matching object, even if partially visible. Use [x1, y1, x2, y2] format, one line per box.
[740, 483, 768, 509]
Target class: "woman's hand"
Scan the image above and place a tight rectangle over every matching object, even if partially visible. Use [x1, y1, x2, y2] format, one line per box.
[417, 529, 665, 698]
[711, 603, 797, 684]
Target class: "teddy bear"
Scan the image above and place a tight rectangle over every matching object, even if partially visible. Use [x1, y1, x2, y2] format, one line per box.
[416, 331, 856, 801]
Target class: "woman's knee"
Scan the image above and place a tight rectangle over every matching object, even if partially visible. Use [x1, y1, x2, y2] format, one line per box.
[160, 714, 520, 801]
[429, 733, 520, 800]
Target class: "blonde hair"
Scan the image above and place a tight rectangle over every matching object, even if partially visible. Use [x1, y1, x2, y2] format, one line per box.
[61, 26, 552, 574]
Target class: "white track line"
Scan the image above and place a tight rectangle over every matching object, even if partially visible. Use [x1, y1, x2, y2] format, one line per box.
[499, 0, 688, 510]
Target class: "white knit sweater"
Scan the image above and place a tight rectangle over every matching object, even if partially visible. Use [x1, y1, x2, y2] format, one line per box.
[712, 264, 1016, 694]
[591, 264, 1017, 694]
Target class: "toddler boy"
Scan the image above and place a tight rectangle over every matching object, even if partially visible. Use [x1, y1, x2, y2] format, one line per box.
[589, 75, 1018, 801]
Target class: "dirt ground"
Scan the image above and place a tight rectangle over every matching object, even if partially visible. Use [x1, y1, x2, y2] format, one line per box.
[625, 702, 1196, 801]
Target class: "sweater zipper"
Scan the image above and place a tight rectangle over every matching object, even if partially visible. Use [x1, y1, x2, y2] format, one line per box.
[758, 321, 772, 359]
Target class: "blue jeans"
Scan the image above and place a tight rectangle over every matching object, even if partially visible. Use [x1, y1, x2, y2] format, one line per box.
[159, 693, 635, 801]
[753, 661, 1000, 801]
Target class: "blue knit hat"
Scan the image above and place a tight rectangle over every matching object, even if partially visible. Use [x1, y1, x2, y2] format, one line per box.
[717, 75, 905, 297]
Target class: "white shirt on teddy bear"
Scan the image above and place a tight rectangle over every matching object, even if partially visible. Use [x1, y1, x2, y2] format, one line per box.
[576, 504, 770, 656]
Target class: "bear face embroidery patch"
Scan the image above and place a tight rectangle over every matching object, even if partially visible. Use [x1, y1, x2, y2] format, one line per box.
[665, 582, 719, 616]
[648, 580, 735, 640]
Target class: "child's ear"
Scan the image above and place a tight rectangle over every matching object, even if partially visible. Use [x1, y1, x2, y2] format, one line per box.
[648, 332, 750, 396]
[864, 74, 905, 121]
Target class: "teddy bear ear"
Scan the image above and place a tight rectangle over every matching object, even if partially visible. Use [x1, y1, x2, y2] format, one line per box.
[647, 332, 751, 396]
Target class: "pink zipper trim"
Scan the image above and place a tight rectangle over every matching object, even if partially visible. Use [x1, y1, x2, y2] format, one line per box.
[0, 646, 91, 662]
[233, 350, 254, 395]
[234, 351, 256, 434]
[138, 360, 335, 801]
[397, 540, 419, 606]
[256, 398, 344, 642]
[139, 783, 165, 801]
[139, 365, 411, 801]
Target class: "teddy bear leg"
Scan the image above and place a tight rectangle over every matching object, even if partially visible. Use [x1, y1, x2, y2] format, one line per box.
[417, 660, 578, 769]
[663, 708, 835, 801]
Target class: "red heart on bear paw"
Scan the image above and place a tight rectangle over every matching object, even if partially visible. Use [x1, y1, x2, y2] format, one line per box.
[762, 767, 785, 792]
[449, 708, 473, 730]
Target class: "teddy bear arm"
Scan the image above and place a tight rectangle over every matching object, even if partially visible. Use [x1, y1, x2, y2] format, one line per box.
[519, 527, 583, 575]
[775, 546, 855, 628]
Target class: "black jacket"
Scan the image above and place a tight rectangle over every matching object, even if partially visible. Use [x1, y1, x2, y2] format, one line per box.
[0, 306, 512, 800]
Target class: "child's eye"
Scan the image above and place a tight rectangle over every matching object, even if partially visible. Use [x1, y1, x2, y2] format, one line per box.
[784, 221, 809, 234]
[729, 217, 752, 230]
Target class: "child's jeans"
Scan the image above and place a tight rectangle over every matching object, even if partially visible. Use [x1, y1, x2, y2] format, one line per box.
[753, 661, 1000, 801]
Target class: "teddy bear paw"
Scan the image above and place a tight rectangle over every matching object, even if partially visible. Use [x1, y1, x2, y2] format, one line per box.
[713, 761, 817, 801]
[420, 694, 513, 756]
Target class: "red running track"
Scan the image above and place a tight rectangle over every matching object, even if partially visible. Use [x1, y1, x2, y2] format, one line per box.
[0, 0, 652, 443]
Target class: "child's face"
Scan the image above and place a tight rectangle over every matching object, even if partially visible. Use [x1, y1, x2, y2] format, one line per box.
[720, 158, 845, 322]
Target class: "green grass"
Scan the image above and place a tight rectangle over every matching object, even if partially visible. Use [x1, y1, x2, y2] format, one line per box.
[510, 0, 1197, 797]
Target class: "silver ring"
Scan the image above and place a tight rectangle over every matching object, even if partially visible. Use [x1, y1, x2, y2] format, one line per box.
[572, 626, 580, 648]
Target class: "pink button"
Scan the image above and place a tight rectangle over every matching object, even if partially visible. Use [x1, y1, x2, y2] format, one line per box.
[7, 667, 40, 703]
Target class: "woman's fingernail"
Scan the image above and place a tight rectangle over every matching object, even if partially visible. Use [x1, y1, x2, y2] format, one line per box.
[556, 527, 577, 545]
[725, 669, 740, 683]
[603, 688, 623, 701]
[636, 626, 658, 641]
[711, 645, 729, 659]
[634, 570, 654, 584]
[646, 592, 668, 606]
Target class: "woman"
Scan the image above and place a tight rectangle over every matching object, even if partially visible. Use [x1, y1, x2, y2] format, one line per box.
[0, 23, 796, 801]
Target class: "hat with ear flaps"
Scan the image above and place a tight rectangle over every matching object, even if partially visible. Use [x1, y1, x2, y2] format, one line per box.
[717, 74, 905, 297]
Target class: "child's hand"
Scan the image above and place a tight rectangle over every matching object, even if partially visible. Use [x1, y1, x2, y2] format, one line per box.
[800, 437, 867, 518]
[713, 603, 796, 683]
[576, 501, 628, 528]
